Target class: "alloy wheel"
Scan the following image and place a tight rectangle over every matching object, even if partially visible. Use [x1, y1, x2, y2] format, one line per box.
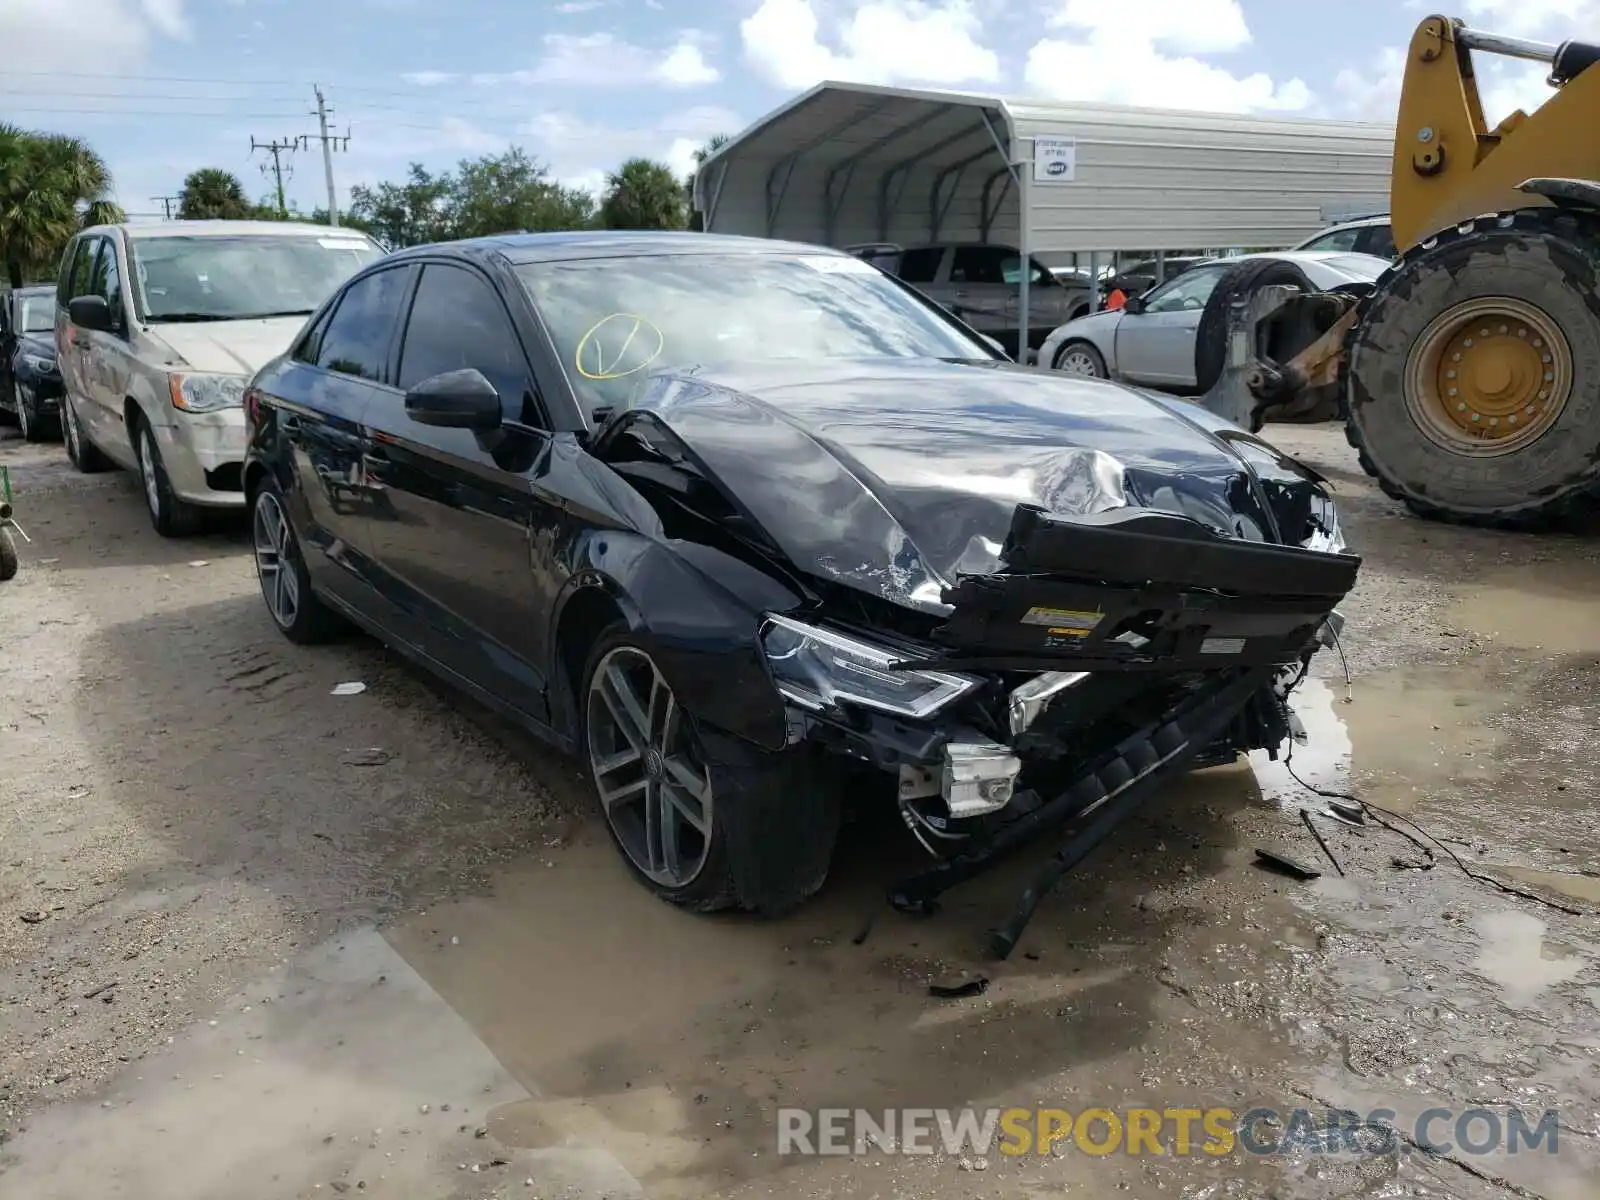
[586, 645, 714, 888]
[138, 428, 162, 518]
[1058, 348, 1103, 377]
[252, 490, 301, 630]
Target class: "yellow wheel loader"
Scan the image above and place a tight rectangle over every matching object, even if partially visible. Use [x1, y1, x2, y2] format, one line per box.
[1198, 14, 1600, 528]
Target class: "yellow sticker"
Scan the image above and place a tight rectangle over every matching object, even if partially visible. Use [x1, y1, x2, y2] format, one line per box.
[1048, 627, 1092, 638]
[1022, 606, 1103, 632]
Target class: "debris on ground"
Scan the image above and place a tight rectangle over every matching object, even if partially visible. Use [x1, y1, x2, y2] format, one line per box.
[928, 978, 989, 1000]
[340, 748, 394, 767]
[1253, 848, 1322, 881]
[331, 682, 367, 696]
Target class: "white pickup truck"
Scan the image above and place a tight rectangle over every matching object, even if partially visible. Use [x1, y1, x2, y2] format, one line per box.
[845, 241, 1091, 359]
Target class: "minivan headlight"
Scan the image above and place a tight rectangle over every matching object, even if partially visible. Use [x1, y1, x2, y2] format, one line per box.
[169, 372, 248, 413]
[761, 614, 979, 719]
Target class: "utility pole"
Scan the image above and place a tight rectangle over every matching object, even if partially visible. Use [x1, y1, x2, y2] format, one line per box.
[250, 135, 298, 218]
[150, 195, 179, 220]
[310, 85, 350, 226]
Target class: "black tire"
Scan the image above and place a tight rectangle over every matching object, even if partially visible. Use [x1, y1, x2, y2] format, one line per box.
[0, 381, 16, 427]
[579, 621, 840, 916]
[1052, 339, 1108, 378]
[1194, 257, 1319, 397]
[1343, 208, 1600, 528]
[0, 528, 17, 581]
[61, 392, 111, 474]
[132, 415, 204, 537]
[17, 386, 48, 443]
[250, 474, 341, 644]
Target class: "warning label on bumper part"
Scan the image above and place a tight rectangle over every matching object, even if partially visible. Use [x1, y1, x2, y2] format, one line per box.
[1022, 606, 1103, 634]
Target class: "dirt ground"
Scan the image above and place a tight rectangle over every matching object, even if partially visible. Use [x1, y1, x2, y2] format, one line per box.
[1, 422, 1598, 1200]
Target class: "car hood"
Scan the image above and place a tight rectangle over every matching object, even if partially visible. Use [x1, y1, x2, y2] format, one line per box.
[631, 358, 1339, 613]
[147, 316, 308, 375]
[16, 332, 56, 358]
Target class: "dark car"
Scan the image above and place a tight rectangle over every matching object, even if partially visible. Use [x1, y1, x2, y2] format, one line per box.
[0, 285, 64, 441]
[1106, 257, 1208, 299]
[241, 231, 1359, 919]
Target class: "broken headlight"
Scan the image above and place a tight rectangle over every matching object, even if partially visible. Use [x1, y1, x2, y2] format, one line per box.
[761, 614, 979, 719]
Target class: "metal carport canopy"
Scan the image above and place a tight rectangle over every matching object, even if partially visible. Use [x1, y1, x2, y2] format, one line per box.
[694, 81, 1395, 254]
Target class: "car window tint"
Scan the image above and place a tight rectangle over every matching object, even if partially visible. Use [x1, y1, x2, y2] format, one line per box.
[293, 306, 334, 365]
[1364, 225, 1397, 259]
[950, 247, 1010, 284]
[1143, 266, 1225, 313]
[316, 267, 411, 382]
[398, 263, 541, 425]
[1303, 227, 1363, 252]
[896, 247, 943, 283]
[58, 238, 87, 304]
[85, 239, 111, 305]
[99, 243, 125, 326]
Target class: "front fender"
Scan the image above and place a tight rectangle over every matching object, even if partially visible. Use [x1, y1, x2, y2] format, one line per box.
[551, 529, 806, 753]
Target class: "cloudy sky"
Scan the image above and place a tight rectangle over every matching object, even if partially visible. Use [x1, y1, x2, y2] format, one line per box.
[0, 0, 1585, 218]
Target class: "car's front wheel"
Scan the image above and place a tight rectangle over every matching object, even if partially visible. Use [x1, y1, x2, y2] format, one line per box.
[134, 417, 204, 537]
[17, 385, 51, 443]
[251, 477, 340, 644]
[580, 623, 839, 915]
[1054, 340, 1108, 377]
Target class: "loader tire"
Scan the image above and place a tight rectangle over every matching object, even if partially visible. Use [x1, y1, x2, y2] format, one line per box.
[1194, 257, 1319, 405]
[1342, 208, 1600, 528]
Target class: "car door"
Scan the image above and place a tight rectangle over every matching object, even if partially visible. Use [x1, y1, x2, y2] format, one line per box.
[75, 233, 138, 464]
[945, 246, 1014, 335]
[0, 296, 15, 405]
[1113, 264, 1229, 388]
[57, 236, 113, 447]
[269, 262, 416, 609]
[361, 259, 554, 722]
[1002, 251, 1076, 330]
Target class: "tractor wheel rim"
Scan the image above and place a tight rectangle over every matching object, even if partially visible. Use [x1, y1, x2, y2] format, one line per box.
[252, 490, 300, 629]
[1404, 297, 1573, 457]
[586, 645, 713, 888]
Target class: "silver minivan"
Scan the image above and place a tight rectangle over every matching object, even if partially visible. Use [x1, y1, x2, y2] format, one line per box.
[55, 220, 384, 535]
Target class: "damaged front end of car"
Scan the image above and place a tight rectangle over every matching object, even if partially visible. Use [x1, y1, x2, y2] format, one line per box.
[753, 502, 1358, 957]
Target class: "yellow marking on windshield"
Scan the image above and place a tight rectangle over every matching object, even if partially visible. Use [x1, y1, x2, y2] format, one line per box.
[574, 312, 665, 380]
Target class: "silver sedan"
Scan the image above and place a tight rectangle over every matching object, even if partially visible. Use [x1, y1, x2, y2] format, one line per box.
[1038, 251, 1391, 390]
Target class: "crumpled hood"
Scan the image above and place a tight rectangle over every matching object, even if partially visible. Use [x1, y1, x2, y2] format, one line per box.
[147, 316, 308, 375]
[634, 358, 1337, 612]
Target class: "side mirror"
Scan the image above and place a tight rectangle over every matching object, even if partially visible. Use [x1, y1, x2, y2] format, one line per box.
[68, 295, 113, 333]
[403, 367, 502, 431]
[1122, 296, 1147, 315]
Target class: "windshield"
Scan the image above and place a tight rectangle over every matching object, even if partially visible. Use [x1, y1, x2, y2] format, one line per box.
[127, 234, 382, 322]
[17, 293, 53, 333]
[515, 252, 993, 412]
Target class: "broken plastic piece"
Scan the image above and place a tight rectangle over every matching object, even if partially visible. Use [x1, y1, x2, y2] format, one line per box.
[331, 682, 367, 696]
[928, 978, 989, 1000]
[1254, 848, 1322, 881]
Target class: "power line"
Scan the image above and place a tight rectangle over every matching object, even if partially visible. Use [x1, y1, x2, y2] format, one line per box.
[250, 136, 299, 218]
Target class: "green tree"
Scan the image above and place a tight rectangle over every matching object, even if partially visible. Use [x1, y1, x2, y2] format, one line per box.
[448, 147, 595, 238]
[308, 206, 383, 240]
[347, 163, 455, 249]
[600, 158, 685, 231]
[0, 124, 124, 288]
[178, 168, 256, 220]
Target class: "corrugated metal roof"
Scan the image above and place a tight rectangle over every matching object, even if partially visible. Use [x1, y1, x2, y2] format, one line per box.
[698, 82, 1396, 254]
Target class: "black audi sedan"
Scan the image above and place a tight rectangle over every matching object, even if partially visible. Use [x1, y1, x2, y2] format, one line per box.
[1, 285, 63, 441]
[242, 231, 1359, 918]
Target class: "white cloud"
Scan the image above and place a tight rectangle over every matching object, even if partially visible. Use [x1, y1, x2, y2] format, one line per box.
[741, 0, 1000, 89]
[1459, 0, 1598, 39]
[523, 105, 742, 189]
[1331, 46, 1405, 122]
[658, 39, 720, 86]
[140, 0, 189, 40]
[555, 0, 606, 10]
[1024, 0, 1311, 113]
[467, 31, 720, 89]
[0, 0, 177, 76]
[402, 70, 457, 86]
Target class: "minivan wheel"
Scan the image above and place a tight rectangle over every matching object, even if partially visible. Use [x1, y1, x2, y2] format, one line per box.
[62, 394, 111, 473]
[135, 418, 203, 537]
[252, 477, 339, 644]
[579, 622, 841, 915]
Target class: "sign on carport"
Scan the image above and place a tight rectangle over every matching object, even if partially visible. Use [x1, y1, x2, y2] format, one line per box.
[1033, 135, 1076, 184]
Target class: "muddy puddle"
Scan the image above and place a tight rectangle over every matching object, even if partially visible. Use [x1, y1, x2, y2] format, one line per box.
[1451, 559, 1600, 654]
[383, 653, 1600, 1197]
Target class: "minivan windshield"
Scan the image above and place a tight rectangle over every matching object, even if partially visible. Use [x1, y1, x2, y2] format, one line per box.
[515, 252, 993, 412]
[127, 234, 383, 322]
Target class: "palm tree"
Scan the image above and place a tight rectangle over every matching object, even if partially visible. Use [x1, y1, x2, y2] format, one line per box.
[0, 125, 124, 288]
[600, 158, 687, 230]
[178, 168, 254, 220]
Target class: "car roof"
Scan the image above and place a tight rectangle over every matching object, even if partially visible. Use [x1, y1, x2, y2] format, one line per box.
[88, 220, 380, 241]
[389, 229, 858, 267]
